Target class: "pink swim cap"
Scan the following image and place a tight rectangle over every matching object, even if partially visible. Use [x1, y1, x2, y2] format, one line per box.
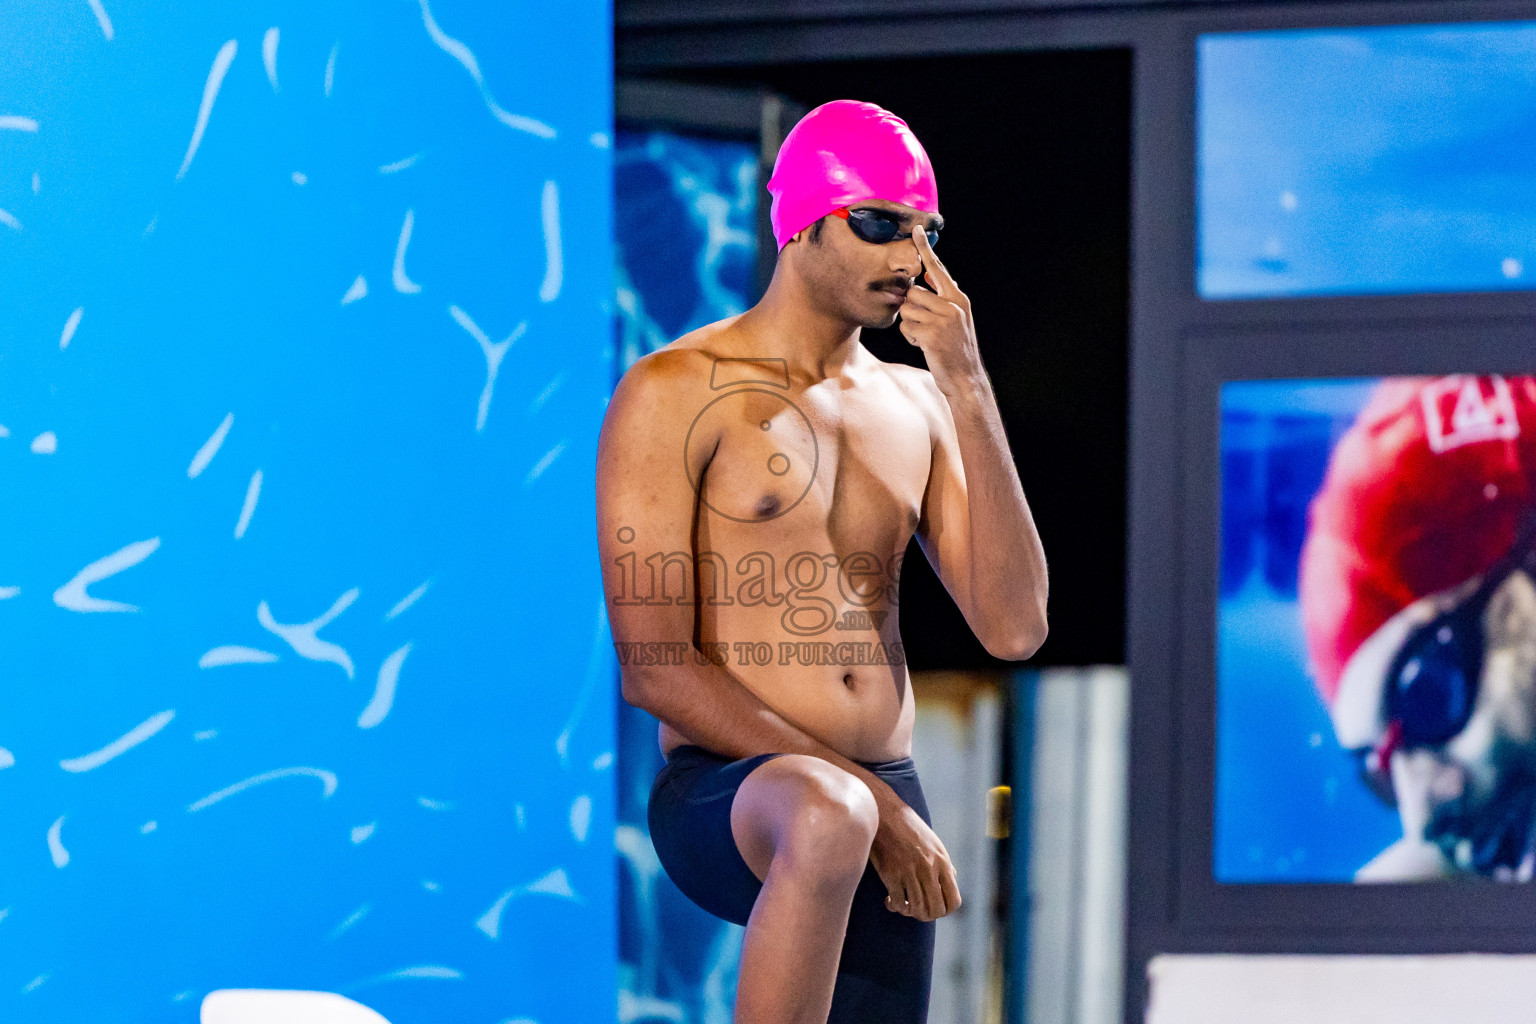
[766, 100, 939, 250]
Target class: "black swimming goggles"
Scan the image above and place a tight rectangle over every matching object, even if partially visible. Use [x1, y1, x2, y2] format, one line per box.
[832, 207, 941, 249]
[1358, 511, 1536, 804]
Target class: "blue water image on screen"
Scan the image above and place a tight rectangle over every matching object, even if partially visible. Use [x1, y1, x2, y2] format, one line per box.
[1216, 380, 1401, 882]
[1199, 21, 1536, 299]
[612, 128, 758, 1024]
[0, 1, 614, 1020]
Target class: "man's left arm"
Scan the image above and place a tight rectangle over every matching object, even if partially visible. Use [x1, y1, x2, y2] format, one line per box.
[899, 229, 1048, 660]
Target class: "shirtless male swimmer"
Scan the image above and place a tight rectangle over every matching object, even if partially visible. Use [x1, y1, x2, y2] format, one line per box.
[596, 100, 1049, 1023]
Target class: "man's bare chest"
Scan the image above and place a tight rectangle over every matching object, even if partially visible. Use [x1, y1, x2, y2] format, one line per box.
[687, 379, 931, 538]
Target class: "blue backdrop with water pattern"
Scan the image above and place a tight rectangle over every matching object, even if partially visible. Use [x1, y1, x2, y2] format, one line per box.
[0, 1, 614, 1020]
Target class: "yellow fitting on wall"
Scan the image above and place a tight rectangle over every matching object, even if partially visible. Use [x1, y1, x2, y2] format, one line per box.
[986, 785, 1011, 838]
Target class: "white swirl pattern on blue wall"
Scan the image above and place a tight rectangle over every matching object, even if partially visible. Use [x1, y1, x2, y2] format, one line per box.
[0, 1, 613, 1021]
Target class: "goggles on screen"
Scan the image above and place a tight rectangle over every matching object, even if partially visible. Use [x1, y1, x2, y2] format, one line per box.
[1357, 511, 1536, 806]
[832, 207, 941, 249]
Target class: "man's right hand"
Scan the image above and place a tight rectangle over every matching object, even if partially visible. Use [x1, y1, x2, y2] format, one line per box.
[868, 785, 962, 922]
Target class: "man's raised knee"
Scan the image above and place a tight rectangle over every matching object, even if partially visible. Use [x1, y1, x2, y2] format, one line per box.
[773, 759, 879, 872]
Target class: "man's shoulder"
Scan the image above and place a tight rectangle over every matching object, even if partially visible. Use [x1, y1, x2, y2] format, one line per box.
[619, 319, 745, 392]
[611, 348, 717, 415]
[856, 356, 952, 450]
[868, 357, 945, 410]
[875, 358, 936, 387]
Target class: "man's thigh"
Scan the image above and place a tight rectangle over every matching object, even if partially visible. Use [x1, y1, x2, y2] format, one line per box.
[647, 745, 787, 925]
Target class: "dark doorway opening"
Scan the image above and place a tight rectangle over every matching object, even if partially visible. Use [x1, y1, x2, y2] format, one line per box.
[659, 50, 1133, 669]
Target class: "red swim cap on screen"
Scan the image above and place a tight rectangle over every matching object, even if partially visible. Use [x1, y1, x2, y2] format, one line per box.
[766, 100, 939, 250]
[1300, 375, 1536, 713]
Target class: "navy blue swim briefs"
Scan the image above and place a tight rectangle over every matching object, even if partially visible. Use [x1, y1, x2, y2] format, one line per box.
[647, 743, 935, 1023]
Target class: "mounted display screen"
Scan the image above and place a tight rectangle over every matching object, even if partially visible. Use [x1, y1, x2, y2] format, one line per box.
[1217, 375, 1536, 883]
[1198, 21, 1536, 299]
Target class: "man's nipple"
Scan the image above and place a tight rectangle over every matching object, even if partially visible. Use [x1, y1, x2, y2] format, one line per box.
[753, 494, 782, 519]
